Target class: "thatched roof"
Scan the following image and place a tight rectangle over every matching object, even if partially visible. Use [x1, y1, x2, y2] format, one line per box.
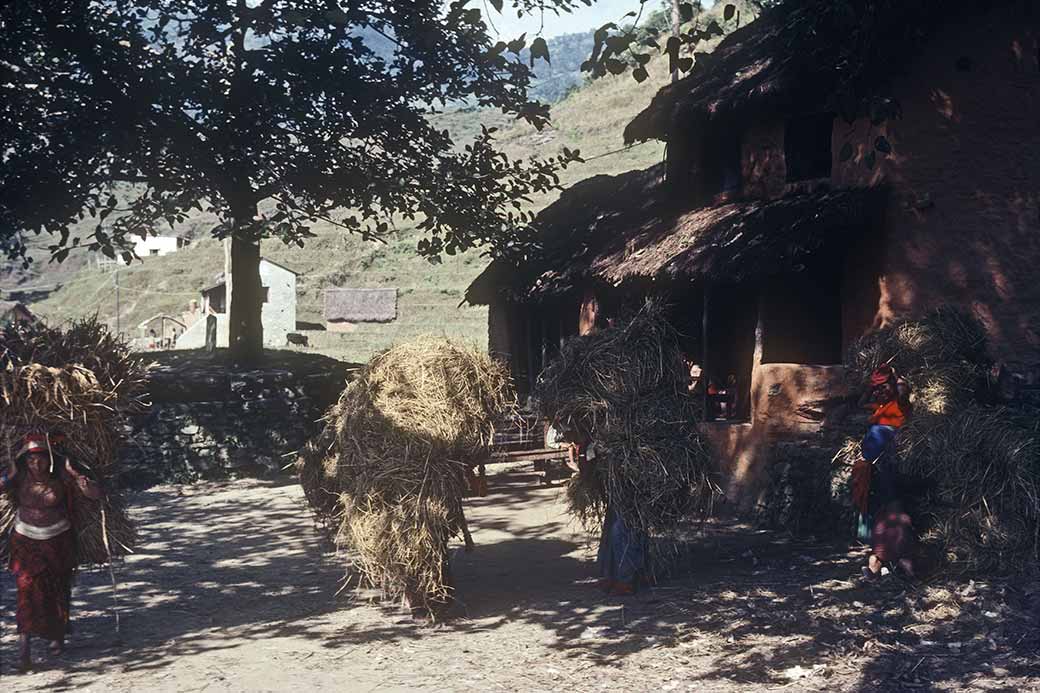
[625, 0, 1000, 144]
[465, 165, 884, 305]
[0, 300, 37, 323]
[324, 288, 398, 323]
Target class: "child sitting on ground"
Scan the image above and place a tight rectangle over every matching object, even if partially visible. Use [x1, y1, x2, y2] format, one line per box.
[864, 500, 916, 580]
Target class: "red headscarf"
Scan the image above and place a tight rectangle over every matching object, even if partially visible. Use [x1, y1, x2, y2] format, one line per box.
[870, 365, 894, 387]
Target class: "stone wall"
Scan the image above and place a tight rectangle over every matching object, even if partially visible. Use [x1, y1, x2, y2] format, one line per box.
[120, 352, 351, 489]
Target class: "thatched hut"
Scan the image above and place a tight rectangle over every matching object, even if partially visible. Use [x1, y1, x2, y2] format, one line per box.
[466, 0, 1040, 517]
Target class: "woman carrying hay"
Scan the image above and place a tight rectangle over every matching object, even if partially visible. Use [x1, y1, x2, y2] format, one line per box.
[852, 365, 912, 539]
[574, 430, 647, 596]
[2, 432, 103, 672]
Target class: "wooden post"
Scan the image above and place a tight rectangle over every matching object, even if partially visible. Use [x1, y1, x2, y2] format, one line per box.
[702, 286, 710, 416]
[525, 309, 538, 400]
[750, 292, 766, 422]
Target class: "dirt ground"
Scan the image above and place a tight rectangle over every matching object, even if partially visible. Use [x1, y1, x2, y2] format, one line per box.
[2, 469, 1038, 692]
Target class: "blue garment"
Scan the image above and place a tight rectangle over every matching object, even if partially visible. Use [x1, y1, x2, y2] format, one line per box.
[597, 506, 646, 585]
[861, 424, 900, 510]
[861, 424, 897, 461]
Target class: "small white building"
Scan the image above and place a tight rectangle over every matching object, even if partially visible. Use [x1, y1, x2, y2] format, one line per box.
[176, 257, 298, 349]
[134, 235, 188, 259]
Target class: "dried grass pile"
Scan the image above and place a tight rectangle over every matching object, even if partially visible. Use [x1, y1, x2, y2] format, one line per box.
[535, 300, 719, 542]
[296, 337, 513, 612]
[1, 318, 146, 565]
[837, 308, 1039, 573]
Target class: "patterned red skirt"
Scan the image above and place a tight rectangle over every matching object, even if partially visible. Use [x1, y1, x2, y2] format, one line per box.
[8, 529, 77, 641]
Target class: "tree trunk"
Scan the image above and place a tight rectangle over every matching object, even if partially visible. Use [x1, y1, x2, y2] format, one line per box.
[226, 224, 264, 365]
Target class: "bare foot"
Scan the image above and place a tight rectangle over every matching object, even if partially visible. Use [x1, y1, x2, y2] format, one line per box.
[49, 639, 64, 656]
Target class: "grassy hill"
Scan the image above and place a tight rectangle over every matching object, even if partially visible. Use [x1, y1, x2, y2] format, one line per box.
[10, 59, 671, 363]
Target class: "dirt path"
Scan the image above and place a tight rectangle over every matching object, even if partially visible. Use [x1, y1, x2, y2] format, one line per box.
[2, 471, 1038, 691]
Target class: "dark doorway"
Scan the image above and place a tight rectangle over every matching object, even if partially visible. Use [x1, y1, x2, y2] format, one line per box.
[705, 284, 757, 421]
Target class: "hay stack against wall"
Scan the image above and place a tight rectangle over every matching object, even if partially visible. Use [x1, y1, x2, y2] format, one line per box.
[535, 300, 720, 543]
[1, 318, 146, 565]
[297, 336, 512, 612]
[838, 308, 1039, 573]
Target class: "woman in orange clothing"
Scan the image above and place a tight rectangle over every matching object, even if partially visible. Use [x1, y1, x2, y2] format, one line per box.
[851, 365, 912, 538]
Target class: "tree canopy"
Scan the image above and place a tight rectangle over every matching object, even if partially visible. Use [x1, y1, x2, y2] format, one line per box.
[0, 1, 602, 358]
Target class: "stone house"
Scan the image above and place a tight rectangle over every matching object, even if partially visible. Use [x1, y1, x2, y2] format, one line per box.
[137, 313, 186, 349]
[177, 257, 298, 349]
[0, 300, 38, 328]
[465, 1, 1040, 511]
[130, 234, 188, 262]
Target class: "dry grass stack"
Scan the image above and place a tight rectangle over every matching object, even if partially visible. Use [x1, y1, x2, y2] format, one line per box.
[536, 300, 719, 542]
[297, 337, 513, 612]
[0, 318, 145, 565]
[837, 308, 1039, 573]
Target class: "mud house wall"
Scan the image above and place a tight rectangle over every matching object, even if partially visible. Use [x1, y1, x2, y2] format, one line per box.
[833, 5, 1040, 370]
[702, 361, 850, 515]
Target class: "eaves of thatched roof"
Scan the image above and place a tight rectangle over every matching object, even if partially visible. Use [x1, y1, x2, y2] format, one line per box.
[465, 165, 884, 306]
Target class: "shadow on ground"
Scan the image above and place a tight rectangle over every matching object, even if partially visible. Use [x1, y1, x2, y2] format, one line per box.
[1, 473, 1036, 691]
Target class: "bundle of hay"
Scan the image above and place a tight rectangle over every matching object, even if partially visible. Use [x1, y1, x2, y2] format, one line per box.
[297, 337, 513, 612]
[836, 308, 1040, 573]
[0, 318, 145, 565]
[535, 300, 719, 543]
[846, 306, 988, 415]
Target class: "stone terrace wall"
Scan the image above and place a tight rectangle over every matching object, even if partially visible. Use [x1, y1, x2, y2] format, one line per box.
[120, 351, 352, 488]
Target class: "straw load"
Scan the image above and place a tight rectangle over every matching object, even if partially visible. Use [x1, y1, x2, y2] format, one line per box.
[1, 318, 146, 565]
[535, 300, 719, 542]
[836, 308, 1040, 573]
[297, 337, 513, 613]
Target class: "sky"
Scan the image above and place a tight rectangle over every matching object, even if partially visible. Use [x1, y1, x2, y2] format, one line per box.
[487, 0, 715, 40]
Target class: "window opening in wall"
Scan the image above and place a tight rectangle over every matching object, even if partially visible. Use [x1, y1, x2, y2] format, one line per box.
[700, 127, 743, 201]
[261, 286, 270, 303]
[704, 284, 757, 422]
[784, 113, 834, 182]
[761, 265, 843, 365]
[149, 249, 160, 256]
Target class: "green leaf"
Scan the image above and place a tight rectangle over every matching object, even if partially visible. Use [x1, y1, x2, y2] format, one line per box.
[677, 56, 694, 72]
[605, 58, 626, 75]
[490, 0, 503, 12]
[530, 37, 550, 66]
[874, 135, 892, 155]
[679, 3, 695, 22]
[507, 33, 526, 55]
[839, 141, 854, 162]
[724, 4, 736, 21]
[633, 66, 649, 83]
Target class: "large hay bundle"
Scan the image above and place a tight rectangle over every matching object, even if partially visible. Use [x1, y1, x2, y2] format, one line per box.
[838, 308, 1039, 573]
[297, 337, 513, 611]
[535, 300, 719, 542]
[0, 318, 145, 565]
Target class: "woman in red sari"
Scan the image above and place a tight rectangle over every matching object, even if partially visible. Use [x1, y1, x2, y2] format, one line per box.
[1, 433, 103, 672]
